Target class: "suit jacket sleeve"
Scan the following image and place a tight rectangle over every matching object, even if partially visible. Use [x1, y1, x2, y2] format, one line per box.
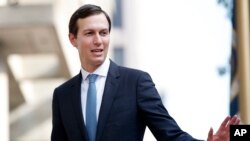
[51, 88, 69, 141]
[136, 72, 203, 141]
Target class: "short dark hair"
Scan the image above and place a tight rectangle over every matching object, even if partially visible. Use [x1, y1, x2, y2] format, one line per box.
[68, 4, 111, 37]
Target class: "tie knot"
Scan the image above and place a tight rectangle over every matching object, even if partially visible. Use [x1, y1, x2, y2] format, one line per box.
[88, 74, 98, 83]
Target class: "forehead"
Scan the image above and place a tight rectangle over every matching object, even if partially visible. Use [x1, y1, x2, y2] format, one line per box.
[77, 13, 109, 31]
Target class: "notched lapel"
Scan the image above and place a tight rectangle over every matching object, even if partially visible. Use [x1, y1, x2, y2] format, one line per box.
[71, 73, 89, 140]
[96, 62, 120, 141]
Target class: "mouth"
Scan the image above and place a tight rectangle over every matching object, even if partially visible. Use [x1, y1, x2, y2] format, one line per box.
[91, 49, 103, 52]
[91, 49, 104, 57]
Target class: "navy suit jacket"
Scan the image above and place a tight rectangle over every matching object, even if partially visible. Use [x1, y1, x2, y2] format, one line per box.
[51, 60, 202, 141]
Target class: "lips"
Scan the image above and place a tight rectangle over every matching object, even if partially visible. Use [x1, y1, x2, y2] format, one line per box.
[91, 49, 103, 52]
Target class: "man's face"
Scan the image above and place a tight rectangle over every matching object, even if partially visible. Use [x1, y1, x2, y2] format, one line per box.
[69, 13, 110, 72]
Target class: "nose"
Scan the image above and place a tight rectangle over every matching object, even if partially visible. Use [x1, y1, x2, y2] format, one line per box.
[93, 34, 102, 45]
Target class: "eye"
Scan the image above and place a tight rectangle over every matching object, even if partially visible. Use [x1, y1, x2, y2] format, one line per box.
[85, 32, 93, 36]
[100, 30, 109, 36]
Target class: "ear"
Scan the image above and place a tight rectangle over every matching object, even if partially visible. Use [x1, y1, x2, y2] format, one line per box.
[68, 33, 77, 47]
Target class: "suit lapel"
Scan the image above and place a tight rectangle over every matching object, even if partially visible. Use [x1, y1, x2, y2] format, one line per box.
[96, 61, 120, 141]
[71, 73, 89, 141]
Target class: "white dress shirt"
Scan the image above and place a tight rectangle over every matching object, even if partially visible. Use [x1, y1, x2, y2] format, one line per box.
[80, 58, 110, 122]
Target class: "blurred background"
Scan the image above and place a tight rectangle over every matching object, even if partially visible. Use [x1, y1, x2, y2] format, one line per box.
[0, 0, 249, 140]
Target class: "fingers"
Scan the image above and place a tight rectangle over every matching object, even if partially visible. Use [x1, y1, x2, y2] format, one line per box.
[230, 115, 241, 125]
[235, 118, 241, 124]
[207, 127, 213, 141]
[220, 116, 231, 129]
[207, 115, 241, 141]
[218, 115, 239, 131]
[221, 115, 240, 128]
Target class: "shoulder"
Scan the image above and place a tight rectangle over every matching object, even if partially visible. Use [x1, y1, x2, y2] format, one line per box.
[110, 59, 146, 74]
[119, 65, 147, 76]
[54, 73, 81, 92]
[110, 61, 151, 81]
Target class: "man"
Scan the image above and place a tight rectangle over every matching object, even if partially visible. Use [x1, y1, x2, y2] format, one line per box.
[51, 4, 240, 141]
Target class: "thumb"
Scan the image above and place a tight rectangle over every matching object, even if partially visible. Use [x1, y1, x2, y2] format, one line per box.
[207, 127, 213, 141]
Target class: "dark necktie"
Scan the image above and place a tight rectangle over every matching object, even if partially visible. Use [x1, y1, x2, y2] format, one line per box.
[86, 74, 98, 141]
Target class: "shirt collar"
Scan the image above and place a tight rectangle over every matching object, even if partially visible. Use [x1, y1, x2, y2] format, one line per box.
[81, 58, 110, 80]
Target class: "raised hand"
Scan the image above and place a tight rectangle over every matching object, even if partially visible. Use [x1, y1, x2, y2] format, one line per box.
[207, 115, 241, 141]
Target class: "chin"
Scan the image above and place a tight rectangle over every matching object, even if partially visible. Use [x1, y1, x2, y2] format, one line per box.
[94, 58, 105, 65]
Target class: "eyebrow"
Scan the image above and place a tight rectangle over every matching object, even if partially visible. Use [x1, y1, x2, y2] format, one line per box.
[82, 28, 109, 32]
